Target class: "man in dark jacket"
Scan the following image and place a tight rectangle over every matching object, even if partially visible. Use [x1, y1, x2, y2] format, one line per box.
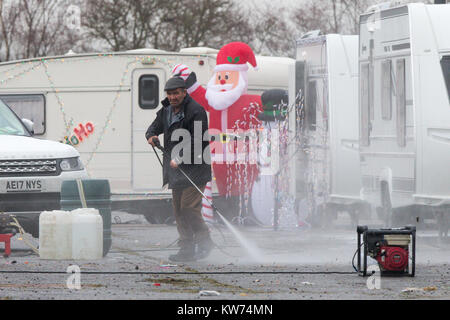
[146, 77, 213, 262]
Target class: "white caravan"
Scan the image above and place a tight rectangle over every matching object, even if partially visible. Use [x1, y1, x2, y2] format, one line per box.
[0, 48, 294, 222]
[358, 3, 450, 229]
[287, 33, 366, 226]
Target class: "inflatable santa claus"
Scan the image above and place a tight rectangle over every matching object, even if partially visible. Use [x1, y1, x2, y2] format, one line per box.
[172, 42, 262, 201]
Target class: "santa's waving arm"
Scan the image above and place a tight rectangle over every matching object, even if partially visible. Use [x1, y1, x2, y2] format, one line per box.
[172, 64, 211, 112]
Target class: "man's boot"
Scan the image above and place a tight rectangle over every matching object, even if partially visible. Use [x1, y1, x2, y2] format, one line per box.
[169, 242, 196, 262]
[195, 236, 215, 260]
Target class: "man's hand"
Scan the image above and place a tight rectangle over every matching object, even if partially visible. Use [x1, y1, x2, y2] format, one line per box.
[148, 136, 159, 147]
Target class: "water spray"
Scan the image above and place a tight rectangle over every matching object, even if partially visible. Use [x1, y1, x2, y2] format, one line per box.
[150, 139, 264, 262]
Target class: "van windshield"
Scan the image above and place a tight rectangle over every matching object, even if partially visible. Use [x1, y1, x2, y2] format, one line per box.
[0, 99, 30, 136]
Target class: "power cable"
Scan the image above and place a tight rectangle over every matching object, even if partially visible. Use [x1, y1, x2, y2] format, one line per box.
[0, 270, 356, 275]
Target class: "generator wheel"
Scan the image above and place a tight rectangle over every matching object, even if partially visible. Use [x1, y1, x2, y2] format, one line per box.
[380, 181, 393, 227]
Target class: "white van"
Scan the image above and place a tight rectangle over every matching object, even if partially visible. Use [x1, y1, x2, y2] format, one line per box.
[0, 99, 88, 237]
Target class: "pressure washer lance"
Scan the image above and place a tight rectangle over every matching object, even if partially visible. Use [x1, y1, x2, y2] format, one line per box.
[151, 139, 225, 218]
[150, 138, 237, 258]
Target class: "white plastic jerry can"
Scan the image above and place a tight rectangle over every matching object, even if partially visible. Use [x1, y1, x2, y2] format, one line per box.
[71, 208, 103, 260]
[39, 210, 73, 260]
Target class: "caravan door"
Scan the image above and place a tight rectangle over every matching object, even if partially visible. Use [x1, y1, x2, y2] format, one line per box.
[131, 68, 167, 192]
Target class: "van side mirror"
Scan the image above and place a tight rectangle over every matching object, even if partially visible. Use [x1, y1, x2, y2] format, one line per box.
[22, 118, 34, 135]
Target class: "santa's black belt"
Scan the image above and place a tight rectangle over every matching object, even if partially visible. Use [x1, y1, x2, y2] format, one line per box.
[210, 133, 250, 143]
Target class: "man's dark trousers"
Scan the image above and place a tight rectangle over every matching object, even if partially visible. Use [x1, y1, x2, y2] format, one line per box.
[172, 184, 209, 249]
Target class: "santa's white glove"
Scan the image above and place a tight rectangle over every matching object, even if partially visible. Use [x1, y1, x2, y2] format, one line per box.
[171, 64, 200, 93]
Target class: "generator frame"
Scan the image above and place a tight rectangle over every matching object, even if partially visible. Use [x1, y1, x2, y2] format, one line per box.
[356, 225, 416, 277]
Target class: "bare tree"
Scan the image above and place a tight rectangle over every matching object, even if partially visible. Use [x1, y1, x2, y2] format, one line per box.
[0, 0, 20, 61]
[82, 0, 252, 52]
[0, 0, 84, 61]
[156, 0, 252, 51]
[242, 2, 294, 57]
[291, 1, 336, 36]
[82, 0, 167, 51]
[17, 0, 68, 58]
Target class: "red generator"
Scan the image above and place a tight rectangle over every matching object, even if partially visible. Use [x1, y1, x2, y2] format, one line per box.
[356, 226, 416, 277]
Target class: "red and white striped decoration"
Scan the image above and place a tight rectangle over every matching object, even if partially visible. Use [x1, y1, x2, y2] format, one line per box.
[201, 181, 215, 223]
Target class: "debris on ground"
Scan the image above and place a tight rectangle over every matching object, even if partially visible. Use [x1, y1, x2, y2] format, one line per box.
[423, 286, 437, 291]
[402, 286, 438, 293]
[402, 287, 423, 293]
[160, 264, 178, 268]
[199, 290, 220, 296]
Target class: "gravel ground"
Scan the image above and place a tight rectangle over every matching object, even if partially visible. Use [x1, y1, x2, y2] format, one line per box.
[0, 211, 449, 300]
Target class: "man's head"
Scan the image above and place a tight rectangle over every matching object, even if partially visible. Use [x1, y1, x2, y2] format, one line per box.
[165, 77, 187, 108]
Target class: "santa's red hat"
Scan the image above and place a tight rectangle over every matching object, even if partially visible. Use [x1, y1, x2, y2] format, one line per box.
[214, 42, 257, 72]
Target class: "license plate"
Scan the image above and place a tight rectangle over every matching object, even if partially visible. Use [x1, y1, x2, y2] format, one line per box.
[5, 180, 42, 193]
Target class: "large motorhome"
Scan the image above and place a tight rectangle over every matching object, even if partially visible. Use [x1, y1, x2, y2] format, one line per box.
[358, 3, 450, 229]
[0, 47, 294, 222]
[288, 33, 367, 226]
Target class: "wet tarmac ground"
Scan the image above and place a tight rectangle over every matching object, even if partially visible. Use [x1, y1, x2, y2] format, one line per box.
[0, 211, 449, 300]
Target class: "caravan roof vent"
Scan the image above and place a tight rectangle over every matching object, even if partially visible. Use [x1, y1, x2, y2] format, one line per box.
[179, 47, 219, 55]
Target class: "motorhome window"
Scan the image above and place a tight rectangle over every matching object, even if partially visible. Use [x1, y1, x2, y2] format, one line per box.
[360, 63, 370, 146]
[381, 60, 392, 120]
[306, 80, 317, 131]
[139, 75, 159, 109]
[396, 59, 406, 147]
[0, 94, 45, 135]
[441, 56, 450, 103]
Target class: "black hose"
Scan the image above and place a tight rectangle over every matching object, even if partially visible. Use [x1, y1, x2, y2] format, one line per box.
[0, 270, 355, 275]
[352, 242, 365, 272]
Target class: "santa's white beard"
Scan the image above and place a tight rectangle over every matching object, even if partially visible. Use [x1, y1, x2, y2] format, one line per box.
[205, 72, 248, 111]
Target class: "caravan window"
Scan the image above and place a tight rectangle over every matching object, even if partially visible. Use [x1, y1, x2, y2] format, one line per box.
[139, 75, 159, 109]
[381, 60, 393, 120]
[0, 94, 45, 135]
[441, 55, 450, 102]
[396, 59, 406, 147]
[360, 64, 370, 146]
[306, 80, 317, 131]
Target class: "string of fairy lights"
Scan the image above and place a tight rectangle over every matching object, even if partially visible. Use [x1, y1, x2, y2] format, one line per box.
[0, 53, 181, 171]
[0, 53, 329, 224]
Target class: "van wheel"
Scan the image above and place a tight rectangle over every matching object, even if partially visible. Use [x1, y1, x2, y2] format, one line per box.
[380, 181, 392, 227]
